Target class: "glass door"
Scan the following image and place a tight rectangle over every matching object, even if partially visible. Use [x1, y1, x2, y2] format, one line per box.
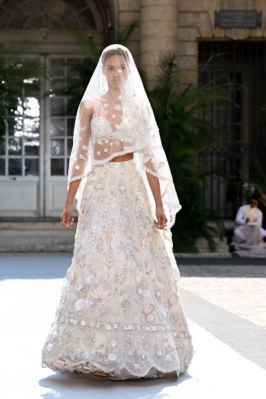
[0, 56, 43, 217]
[45, 55, 86, 217]
[0, 54, 87, 218]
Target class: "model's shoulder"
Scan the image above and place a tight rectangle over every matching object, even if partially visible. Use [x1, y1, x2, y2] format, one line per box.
[125, 96, 139, 105]
[127, 97, 150, 114]
[81, 97, 99, 109]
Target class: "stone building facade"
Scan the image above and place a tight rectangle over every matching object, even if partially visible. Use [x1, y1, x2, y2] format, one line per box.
[0, 0, 266, 221]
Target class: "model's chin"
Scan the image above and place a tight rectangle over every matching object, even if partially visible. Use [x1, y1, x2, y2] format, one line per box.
[109, 82, 121, 89]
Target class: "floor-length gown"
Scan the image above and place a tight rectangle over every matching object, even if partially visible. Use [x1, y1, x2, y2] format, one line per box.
[41, 158, 194, 380]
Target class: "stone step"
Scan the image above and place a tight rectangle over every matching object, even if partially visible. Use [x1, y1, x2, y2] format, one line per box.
[0, 222, 232, 253]
[0, 221, 76, 253]
[195, 237, 229, 253]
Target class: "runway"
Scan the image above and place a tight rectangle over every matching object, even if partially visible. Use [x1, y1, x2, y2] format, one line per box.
[0, 254, 265, 399]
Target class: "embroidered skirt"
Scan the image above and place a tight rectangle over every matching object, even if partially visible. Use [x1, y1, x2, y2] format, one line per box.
[41, 159, 193, 380]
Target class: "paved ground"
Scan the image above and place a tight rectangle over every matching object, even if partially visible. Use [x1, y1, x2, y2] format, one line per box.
[178, 263, 266, 329]
[0, 254, 266, 399]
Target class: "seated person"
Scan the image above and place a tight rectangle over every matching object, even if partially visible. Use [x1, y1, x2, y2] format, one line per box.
[232, 194, 266, 250]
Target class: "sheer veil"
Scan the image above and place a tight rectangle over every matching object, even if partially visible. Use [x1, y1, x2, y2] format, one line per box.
[68, 44, 181, 239]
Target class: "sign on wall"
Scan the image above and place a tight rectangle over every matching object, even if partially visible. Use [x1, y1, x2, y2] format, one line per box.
[215, 10, 262, 29]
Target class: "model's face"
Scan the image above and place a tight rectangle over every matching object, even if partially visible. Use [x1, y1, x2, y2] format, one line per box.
[103, 55, 129, 89]
[250, 200, 259, 208]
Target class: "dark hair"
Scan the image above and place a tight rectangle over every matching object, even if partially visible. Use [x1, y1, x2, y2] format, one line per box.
[102, 48, 130, 66]
[250, 194, 259, 202]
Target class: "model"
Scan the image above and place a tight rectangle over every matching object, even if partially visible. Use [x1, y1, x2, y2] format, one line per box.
[41, 44, 193, 380]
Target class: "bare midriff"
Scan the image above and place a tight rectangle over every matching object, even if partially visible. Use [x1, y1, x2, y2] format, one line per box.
[110, 152, 134, 162]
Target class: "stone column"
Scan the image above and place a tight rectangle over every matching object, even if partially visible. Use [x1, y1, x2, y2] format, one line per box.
[140, 0, 178, 88]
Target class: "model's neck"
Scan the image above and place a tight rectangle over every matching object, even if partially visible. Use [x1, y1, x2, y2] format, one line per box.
[106, 88, 121, 102]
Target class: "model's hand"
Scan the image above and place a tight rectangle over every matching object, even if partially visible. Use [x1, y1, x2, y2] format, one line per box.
[154, 206, 168, 229]
[60, 204, 74, 228]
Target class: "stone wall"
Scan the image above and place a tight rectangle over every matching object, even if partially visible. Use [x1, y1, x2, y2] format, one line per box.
[115, 0, 266, 87]
[117, 0, 178, 87]
[117, 0, 141, 65]
[178, 0, 266, 86]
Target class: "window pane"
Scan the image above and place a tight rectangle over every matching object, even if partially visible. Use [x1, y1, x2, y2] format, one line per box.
[67, 99, 77, 116]
[51, 79, 65, 92]
[46, 16, 62, 30]
[8, 138, 22, 155]
[8, 9, 27, 29]
[51, 59, 65, 77]
[24, 138, 39, 156]
[8, 118, 23, 136]
[24, 86, 39, 99]
[50, 118, 65, 136]
[24, 118, 40, 136]
[0, 159, 5, 175]
[51, 139, 64, 156]
[0, 138, 5, 155]
[25, 159, 39, 176]
[67, 139, 73, 155]
[1, 0, 17, 11]
[25, 15, 43, 29]
[0, 120, 5, 138]
[0, 9, 9, 29]
[51, 98, 65, 116]
[65, 0, 87, 9]
[22, 0, 42, 15]
[51, 159, 64, 176]
[67, 59, 80, 77]
[8, 159, 22, 175]
[61, 10, 79, 29]
[8, 58, 22, 68]
[67, 118, 75, 136]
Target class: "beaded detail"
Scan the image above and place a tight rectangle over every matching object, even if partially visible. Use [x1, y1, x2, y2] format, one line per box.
[42, 161, 193, 379]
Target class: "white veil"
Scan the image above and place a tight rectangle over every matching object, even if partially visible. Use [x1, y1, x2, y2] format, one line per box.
[68, 44, 181, 235]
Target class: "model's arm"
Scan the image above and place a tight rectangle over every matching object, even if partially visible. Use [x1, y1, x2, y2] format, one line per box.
[146, 172, 167, 229]
[61, 101, 92, 228]
[235, 206, 246, 225]
[61, 180, 81, 228]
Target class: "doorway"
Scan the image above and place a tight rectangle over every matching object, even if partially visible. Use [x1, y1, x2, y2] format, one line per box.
[198, 41, 266, 218]
[0, 55, 87, 217]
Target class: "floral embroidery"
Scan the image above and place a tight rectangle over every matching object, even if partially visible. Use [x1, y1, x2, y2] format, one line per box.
[42, 160, 193, 379]
[75, 298, 86, 311]
[114, 104, 122, 111]
[90, 284, 113, 302]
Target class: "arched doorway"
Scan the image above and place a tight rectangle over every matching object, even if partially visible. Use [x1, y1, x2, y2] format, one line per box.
[0, 0, 112, 218]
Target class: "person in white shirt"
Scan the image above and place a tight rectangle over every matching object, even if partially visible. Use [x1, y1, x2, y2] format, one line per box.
[232, 195, 266, 250]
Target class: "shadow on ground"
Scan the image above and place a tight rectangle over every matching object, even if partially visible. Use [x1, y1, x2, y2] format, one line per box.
[39, 370, 192, 399]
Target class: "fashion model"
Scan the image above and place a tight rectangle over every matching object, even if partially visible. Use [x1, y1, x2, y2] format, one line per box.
[41, 44, 193, 380]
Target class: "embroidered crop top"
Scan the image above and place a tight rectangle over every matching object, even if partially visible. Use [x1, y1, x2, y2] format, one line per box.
[68, 95, 181, 232]
[91, 114, 149, 164]
[69, 96, 153, 182]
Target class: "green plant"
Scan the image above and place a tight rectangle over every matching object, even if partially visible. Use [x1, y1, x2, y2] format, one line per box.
[148, 54, 228, 252]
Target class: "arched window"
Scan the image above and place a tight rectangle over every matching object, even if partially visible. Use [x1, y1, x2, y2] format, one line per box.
[0, 0, 97, 30]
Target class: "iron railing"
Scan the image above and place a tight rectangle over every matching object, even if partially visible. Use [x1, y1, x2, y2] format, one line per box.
[199, 41, 266, 219]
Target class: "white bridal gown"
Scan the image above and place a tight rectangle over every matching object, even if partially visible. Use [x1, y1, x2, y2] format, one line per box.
[41, 104, 194, 380]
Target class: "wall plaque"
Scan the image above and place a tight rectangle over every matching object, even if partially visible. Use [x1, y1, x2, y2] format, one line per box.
[215, 10, 262, 29]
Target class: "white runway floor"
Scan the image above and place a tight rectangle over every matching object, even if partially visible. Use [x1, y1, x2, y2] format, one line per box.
[1, 256, 266, 399]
